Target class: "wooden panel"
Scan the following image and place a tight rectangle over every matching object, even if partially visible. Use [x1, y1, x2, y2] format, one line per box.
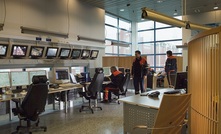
[188, 26, 221, 134]
[175, 56, 183, 72]
[102, 56, 118, 67]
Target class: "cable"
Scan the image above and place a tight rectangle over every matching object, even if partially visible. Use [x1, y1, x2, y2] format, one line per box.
[3, 0, 6, 24]
[67, 0, 70, 34]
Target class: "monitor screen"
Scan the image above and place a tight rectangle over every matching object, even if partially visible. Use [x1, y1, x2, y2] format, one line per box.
[45, 47, 58, 58]
[11, 71, 29, 86]
[11, 45, 28, 57]
[29, 70, 46, 84]
[0, 44, 8, 57]
[59, 48, 71, 58]
[0, 72, 10, 87]
[71, 49, 81, 59]
[103, 67, 111, 76]
[90, 50, 99, 59]
[29, 46, 44, 58]
[55, 69, 69, 80]
[174, 72, 187, 89]
[81, 49, 90, 59]
[118, 67, 125, 74]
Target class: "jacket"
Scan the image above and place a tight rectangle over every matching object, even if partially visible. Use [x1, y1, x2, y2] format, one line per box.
[109, 70, 124, 87]
[132, 57, 148, 77]
[165, 56, 177, 73]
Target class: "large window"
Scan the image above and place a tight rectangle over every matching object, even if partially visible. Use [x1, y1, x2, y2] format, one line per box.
[137, 19, 182, 71]
[105, 14, 132, 56]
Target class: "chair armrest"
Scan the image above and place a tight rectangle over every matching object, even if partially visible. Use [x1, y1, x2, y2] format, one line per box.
[12, 99, 20, 108]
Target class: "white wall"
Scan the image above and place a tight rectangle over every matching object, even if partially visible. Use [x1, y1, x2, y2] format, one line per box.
[182, 10, 221, 71]
[0, 0, 105, 68]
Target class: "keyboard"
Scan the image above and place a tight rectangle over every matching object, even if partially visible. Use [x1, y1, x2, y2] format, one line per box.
[59, 83, 76, 87]
[164, 90, 180, 94]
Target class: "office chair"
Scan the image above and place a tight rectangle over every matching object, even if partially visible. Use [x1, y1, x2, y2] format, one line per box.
[111, 69, 131, 104]
[133, 93, 191, 134]
[12, 75, 48, 134]
[79, 68, 104, 114]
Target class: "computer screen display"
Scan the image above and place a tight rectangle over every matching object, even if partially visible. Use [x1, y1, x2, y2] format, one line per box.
[103, 67, 111, 76]
[0, 44, 8, 57]
[0, 72, 10, 87]
[45, 47, 58, 58]
[90, 50, 99, 59]
[29, 46, 44, 58]
[59, 48, 71, 58]
[55, 69, 69, 80]
[71, 49, 81, 59]
[81, 49, 90, 59]
[11, 71, 29, 86]
[118, 67, 125, 74]
[11, 45, 28, 57]
[29, 70, 46, 84]
[174, 72, 187, 89]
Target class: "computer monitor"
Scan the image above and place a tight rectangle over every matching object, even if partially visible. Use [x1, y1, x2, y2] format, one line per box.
[11, 71, 29, 86]
[59, 48, 71, 59]
[71, 49, 81, 59]
[48, 67, 70, 84]
[118, 67, 125, 74]
[103, 67, 111, 76]
[45, 47, 58, 58]
[0, 44, 8, 57]
[81, 49, 90, 59]
[174, 72, 187, 90]
[90, 50, 99, 59]
[28, 70, 47, 84]
[29, 46, 44, 58]
[70, 73, 77, 84]
[0, 72, 10, 88]
[11, 45, 28, 58]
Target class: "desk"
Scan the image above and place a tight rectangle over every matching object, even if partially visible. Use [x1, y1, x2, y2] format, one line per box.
[119, 88, 172, 134]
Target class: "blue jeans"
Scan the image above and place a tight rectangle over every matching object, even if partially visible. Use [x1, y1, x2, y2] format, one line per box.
[133, 76, 144, 94]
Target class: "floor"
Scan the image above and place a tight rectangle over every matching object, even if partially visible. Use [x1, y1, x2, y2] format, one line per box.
[0, 92, 129, 134]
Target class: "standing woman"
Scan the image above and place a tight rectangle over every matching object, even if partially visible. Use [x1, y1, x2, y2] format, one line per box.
[165, 50, 177, 87]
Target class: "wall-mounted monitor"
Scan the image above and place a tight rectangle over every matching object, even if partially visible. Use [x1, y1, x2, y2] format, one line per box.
[81, 49, 90, 59]
[59, 48, 71, 59]
[45, 47, 58, 58]
[11, 45, 28, 58]
[71, 49, 81, 59]
[11, 71, 29, 86]
[90, 50, 99, 59]
[0, 72, 10, 88]
[29, 46, 44, 58]
[28, 70, 47, 84]
[0, 44, 8, 57]
[48, 67, 70, 84]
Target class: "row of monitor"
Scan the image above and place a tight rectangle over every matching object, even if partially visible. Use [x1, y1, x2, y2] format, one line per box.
[0, 44, 99, 59]
[0, 70, 47, 88]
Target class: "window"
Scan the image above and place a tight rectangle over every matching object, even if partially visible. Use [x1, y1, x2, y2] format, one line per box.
[71, 67, 85, 75]
[138, 43, 154, 55]
[138, 30, 154, 42]
[156, 27, 182, 41]
[105, 14, 132, 56]
[138, 21, 154, 30]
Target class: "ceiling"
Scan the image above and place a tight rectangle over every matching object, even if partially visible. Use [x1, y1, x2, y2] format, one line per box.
[79, 0, 221, 22]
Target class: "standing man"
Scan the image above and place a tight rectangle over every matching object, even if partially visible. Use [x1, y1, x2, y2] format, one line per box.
[165, 50, 177, 87]
[132, 50, 148, 94]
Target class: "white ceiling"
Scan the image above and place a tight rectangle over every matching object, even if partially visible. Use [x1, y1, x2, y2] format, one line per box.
[79, 0, 221, 22]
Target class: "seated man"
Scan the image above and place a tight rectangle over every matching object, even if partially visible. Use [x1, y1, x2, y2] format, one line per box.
[102, 66, 124, 103]
[157, 70, 166, 87]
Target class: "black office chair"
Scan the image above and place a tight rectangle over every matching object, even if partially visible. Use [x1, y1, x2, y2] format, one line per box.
[79, 68, 104, 114]
[12, 75, 48, 134]
[112, 69, 131, 104]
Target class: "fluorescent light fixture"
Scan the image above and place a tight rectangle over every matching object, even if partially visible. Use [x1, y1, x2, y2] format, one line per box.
[111, 41, 130, 47]
[141, 7, 212, 31]
[0, 23, 4, 31]
[214, 6, 218, 10]
[77, 35, 105, 44]
[20, 26, 69, 38]
[120, 9, 125, 12]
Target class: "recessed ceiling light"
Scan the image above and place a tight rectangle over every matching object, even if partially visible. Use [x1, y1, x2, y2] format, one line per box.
[173, 10, 178, 16]
[120, 9, 125, 12]
[214, 6, 218, 10]
[141, 18, 145, 21]
[156, 0, 164, 3]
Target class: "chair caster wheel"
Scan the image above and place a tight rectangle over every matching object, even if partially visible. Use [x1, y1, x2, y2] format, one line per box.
[79, 109, 82, 112]
[100, 107, 102, 110]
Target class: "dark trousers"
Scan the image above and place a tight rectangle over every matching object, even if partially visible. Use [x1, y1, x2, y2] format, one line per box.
[133, 76, 144, 94]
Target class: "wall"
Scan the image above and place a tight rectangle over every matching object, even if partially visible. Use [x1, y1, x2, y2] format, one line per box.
[182, 10, 221, 71]
[0, 0, 105, 69]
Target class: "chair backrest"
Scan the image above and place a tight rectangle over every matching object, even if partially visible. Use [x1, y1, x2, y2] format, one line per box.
[119, 69, 130, 92]
[21, 75, 48, 121]
[152, 93, 191, 134]
[88, 68, 104, 97]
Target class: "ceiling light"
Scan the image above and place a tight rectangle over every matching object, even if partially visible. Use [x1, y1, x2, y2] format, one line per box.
[214, 6, 218, 10]
[120, 9, 125, 12]
[77, 35, 105, 43]
[156, 0, 164, 3]
[173, 10, 178, 16]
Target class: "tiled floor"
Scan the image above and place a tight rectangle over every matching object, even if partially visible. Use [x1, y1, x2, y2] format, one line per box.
[0, 93, 130, 134]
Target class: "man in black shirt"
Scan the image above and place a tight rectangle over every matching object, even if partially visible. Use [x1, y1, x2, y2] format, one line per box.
[132, 50, 148, 94]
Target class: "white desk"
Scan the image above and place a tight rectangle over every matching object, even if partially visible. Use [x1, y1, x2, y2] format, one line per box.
[119, 88, 172, 134]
